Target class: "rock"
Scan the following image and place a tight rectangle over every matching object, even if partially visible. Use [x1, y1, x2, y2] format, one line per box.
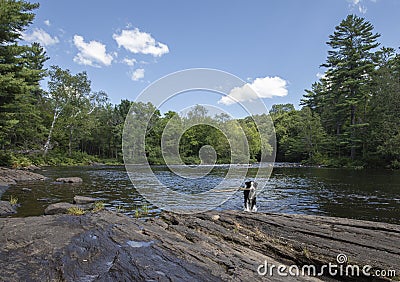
[44, 202, 94, 215]
[44, 202, 76, 215]
[73, 195, 97, 205]
[22, 188, 32, 192]
[0, 200, 17, 216]
[20, 164, 40, 171]
[55, 177, 83, 183]
[0, 167, 46, 185]
[1, 210, 399, 281]
[89, 161, 105, 166]
[211, 214, 220, 221]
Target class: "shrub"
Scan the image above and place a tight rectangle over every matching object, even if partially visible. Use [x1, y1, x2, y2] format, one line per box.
[9, 195, 18, 205]
[0, 151, 12, 167]
[67, 206, 85, 216]
[92, 201, 105, 212]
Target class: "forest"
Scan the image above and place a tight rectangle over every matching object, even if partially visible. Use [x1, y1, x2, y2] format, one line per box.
[1, 1, 399, 168]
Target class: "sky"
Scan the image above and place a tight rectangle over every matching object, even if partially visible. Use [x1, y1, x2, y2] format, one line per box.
[21, 0, 400, 117]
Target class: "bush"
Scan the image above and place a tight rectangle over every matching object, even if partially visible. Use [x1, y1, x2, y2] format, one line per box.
[0, 151, 12, 167]
[11, 155, 32, 168]
[391, 160, 400, 169]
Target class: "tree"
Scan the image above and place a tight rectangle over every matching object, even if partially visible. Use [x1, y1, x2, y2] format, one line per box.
[319, 14, 380, 160]
[44, 66, 106, 156]
[367, 49, 400, 167]
[0, 1, 48, 150]
[303, 15, 381, 160]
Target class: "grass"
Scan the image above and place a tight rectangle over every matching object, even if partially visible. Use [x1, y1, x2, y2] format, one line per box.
[67, 206, 85, 216]
[133, 204, 150, 218]
[9, 195, 18, 205]
[92, 201, 105, 212]
[116, 205, 126, 213]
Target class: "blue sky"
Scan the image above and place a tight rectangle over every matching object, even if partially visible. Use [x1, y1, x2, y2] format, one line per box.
[21, 0, 400, 116]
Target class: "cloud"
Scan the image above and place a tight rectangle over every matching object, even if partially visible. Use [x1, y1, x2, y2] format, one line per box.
[131, 68, 145, 81]
[73, 35, 113, 67]
[218, 76, 288, 105]
[113, 28, 169, 57]
[44, 20, 51, 26]
[347, 0, 375, 14]
[22, 28, 59, 47]
[123, 57, 137, 66]
[358, 5, 367, 13]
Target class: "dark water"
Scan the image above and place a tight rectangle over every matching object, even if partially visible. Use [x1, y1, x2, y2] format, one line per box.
[1, 165, 400, 224]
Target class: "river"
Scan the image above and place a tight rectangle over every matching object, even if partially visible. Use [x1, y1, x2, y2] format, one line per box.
[1, 164, 399, 224]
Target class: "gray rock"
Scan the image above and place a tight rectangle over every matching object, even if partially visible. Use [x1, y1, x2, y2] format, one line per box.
[90, 161, 105, 166]
[44, 202, 76, 215]
[1, 211, 399, 281]
[0, 200, 16, 216]
[0, 167, 46, 185]
[55, 177, 83, 183]
[73, 195, 97, 204]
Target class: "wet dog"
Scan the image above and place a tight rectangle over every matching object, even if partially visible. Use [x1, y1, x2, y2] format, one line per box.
[243, 181, 257, 212]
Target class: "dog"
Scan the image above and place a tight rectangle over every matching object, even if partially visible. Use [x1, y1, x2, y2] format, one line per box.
[243, 181, 257, 212]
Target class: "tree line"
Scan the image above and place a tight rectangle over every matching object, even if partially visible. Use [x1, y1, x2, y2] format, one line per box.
[1, 1, 399, 168]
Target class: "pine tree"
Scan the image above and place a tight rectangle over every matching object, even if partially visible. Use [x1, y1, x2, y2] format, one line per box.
[304, 15, 380, 160]
[0, 1, 47, 149]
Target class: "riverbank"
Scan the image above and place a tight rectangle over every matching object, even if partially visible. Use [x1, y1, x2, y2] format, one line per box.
[0, 167, 47, 188]
[0, 210, 398, 281]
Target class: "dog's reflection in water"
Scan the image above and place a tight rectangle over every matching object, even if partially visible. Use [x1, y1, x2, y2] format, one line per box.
[243, 181, 257, 212]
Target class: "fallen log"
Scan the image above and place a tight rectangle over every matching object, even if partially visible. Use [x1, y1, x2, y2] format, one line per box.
[0, 210, 398, 281]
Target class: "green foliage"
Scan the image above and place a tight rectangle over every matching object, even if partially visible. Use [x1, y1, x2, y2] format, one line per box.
[0, 0, 48, 150]
[67, 206, 85, 216]
[0, 151, 12, 166]
[0, 7, 399, 169]
[9, 195, 18, 205]
[92, 201, 105, 212]
[11, 154, 31, 168]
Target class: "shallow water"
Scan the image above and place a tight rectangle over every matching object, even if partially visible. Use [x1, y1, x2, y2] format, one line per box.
[1, 165, 400, 224]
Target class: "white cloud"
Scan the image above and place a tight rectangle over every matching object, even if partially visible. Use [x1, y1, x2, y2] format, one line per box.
[131, 68, 145, 81]
[113, 28, 169, 57]
[358, 5, 367, 13]
[218, 76, 288, 105]
[73, 35, 113, 67]
[22, 28, 59, 47]
[123, 57, 137, 66]
[44, 20, 51, 26]
[347, 0, 374, 14]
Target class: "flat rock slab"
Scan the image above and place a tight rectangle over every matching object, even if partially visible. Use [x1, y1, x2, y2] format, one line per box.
[0, 211, 399, 281]
[73, 196, 97, 204]
[44, 202, 93, 215]
[0, 201, 16, 216]
[0, 167, 46, 185]
[55, 177, 83, 183]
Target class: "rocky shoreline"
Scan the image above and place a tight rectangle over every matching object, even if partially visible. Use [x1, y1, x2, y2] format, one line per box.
[0, 166, 47, 187]
[0, 210, 399, 281]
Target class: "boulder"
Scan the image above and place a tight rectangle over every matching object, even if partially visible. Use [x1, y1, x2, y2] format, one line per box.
[55, 177, 83, 183]
[73, 196, 97, 204]
[0, 200, 16, 216]
[0, 167, 46, 185]
[44, 202, 76, 215]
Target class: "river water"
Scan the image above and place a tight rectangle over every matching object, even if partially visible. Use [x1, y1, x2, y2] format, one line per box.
[1, 165, 399, 224]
